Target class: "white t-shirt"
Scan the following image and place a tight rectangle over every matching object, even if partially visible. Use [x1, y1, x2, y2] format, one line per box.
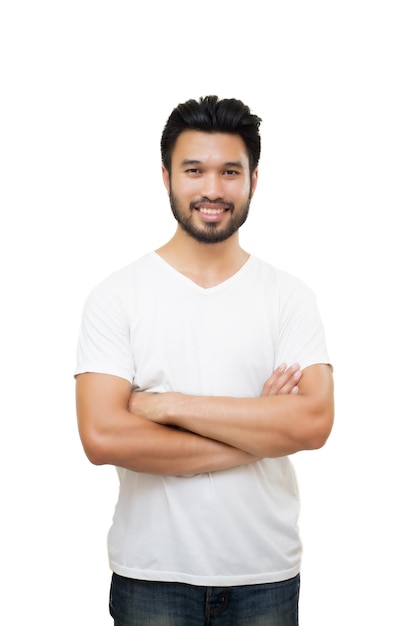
[75, 252, 330, 586]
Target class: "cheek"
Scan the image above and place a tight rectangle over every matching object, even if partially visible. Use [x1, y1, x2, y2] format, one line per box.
[234, 182, 251, 201]
[171, 177, 201, 198]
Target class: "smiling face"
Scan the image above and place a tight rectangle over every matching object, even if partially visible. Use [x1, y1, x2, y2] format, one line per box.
[162, 130, 258, 244]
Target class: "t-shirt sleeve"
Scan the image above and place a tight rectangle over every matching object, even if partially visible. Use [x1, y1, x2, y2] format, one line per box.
[74, 277, 134, 382]
[275, 281, 331, 371]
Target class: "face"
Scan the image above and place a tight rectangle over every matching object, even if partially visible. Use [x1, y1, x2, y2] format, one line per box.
[163, 130, 258, 244]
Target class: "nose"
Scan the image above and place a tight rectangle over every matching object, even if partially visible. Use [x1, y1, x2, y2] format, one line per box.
[201, 172, 223, 200]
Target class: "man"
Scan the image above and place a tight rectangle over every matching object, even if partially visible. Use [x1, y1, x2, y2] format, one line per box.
[75, 95, 334, 625]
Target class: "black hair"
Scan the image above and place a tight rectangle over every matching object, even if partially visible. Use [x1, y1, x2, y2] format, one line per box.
[160, 95, 262, 174]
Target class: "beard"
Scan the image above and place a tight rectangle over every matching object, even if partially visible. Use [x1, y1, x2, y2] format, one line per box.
[169, 192, 252, 244]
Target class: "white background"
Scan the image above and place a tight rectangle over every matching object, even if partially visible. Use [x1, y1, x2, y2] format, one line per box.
[1, 1, 416, 624]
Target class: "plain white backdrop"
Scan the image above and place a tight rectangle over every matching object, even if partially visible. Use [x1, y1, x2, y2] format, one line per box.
[1, 1, 416, 624]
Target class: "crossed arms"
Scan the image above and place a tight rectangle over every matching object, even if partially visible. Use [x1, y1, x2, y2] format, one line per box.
[76, 363, 334, 476]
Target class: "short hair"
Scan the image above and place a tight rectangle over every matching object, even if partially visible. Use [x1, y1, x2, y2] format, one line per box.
[161, 95, 262, 174]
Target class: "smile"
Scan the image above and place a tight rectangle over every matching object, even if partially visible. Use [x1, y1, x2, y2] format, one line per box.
[198, 207, 227, 215]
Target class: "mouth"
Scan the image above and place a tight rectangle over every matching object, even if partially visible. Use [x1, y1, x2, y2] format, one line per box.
[192, 201, 232, 222]
[199, 207, 228, 215]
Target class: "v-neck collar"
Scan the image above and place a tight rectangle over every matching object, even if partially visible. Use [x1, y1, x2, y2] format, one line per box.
[151, 251, 254, 294]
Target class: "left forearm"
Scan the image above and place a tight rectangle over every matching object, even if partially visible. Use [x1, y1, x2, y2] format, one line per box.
[159, 393, 322, 457]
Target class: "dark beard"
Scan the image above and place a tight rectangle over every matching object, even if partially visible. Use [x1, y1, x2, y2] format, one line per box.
[169, 193, 251, 244]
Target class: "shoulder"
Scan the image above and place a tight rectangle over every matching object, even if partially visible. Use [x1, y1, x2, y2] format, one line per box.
[250, 256, 315, 297]
[87, 252, 156, 299]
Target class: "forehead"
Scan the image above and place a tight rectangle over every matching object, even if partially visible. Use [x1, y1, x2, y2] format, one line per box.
[172, 130, 249, 168]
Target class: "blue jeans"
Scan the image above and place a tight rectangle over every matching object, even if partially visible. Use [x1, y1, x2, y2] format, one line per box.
[109, 573, 300, 625]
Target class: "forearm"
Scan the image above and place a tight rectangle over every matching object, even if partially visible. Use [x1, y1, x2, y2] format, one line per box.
[76, 373, 260, 476]
[156, 394, 309, 457]
[82, 408, 259, 475]
[131, 365, 334, 457]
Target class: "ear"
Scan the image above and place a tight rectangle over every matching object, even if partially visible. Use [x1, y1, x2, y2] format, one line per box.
[162, 166, 170, 194]
[250, 167, 259, 198]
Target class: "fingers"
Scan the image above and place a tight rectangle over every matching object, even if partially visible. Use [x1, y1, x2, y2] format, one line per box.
[261, 363, 302, 396]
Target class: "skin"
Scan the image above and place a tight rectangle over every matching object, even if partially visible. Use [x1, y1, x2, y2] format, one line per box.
[76, 130, 334, 475]
[167, 130, 254, 244]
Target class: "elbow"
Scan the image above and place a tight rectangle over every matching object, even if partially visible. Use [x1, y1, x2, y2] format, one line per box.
[78, 426, 110, 466]
[84, 444, 107, 467]
[263, 400, 334, 457]
[303, 407, 334, 451]
[304, 425, 331, 451]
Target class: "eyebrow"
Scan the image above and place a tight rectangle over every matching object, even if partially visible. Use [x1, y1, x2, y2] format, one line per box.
[180, 159, 244, 169]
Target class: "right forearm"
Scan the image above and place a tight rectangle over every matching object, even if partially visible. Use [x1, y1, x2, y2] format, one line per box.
[86, 411, 259, 475]
[76, 373, 257, 475]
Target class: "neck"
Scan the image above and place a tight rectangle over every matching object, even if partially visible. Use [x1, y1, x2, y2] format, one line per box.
[155, 226, 249, 288]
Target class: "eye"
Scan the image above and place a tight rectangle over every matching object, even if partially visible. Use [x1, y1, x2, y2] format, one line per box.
[185, 168, 201, 175]
[223, 169, 239, 177]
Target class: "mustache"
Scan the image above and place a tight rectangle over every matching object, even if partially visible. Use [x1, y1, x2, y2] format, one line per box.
[190, 198, 234, 211]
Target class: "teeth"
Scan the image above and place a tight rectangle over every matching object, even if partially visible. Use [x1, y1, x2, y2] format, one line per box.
[199, 208, 223, 214]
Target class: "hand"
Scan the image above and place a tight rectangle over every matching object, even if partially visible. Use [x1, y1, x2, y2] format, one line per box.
[128, 389, 165, 422]
[261, 363, 302, 397]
